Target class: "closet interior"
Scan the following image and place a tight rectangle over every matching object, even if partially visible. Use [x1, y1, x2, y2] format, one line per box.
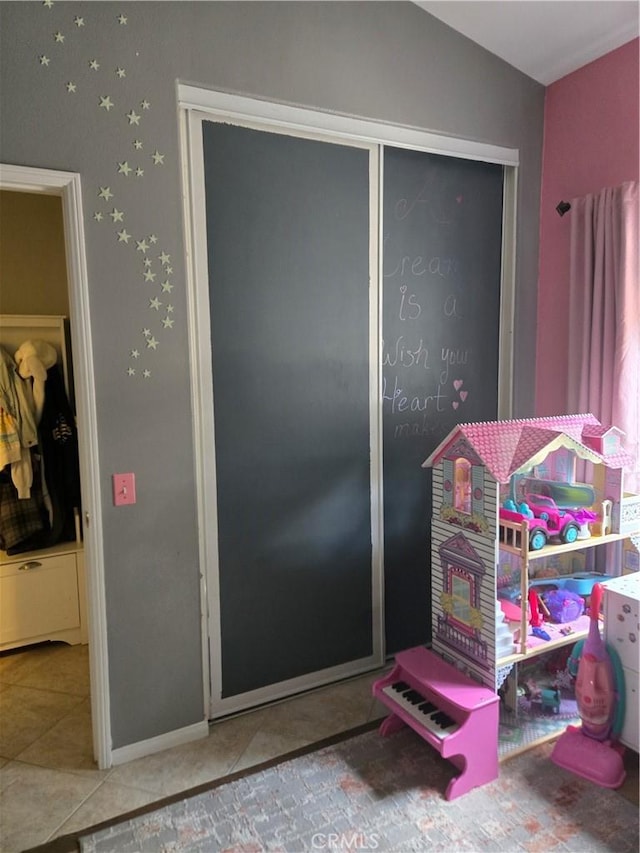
[0, 314, 86, 650]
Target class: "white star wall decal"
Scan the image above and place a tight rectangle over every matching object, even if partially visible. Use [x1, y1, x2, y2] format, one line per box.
[35, 6, 180, 379]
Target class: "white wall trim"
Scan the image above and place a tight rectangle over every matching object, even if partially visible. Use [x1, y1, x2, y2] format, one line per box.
[498, 167, 518, 420]
[178, 111, 215, 724]
[110, 720, 209, 766]
[177, 84, 519, 166]
[0, 163, 111, 769]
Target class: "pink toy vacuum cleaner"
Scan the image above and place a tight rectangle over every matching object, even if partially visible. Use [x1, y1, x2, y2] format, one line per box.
[550, 582, 626, 788]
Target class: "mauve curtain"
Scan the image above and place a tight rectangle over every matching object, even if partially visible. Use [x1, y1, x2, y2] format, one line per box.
[567, 180, 639, 493]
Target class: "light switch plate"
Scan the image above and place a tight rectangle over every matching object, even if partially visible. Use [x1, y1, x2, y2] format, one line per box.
[113, 473, 136, 506]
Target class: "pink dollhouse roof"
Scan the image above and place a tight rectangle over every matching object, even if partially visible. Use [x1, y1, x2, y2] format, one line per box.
[423, 413, 632, 483]
[581, 424, 625, 439]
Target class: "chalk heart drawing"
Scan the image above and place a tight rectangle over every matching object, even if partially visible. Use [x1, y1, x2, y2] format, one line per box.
[452, 401, 459, 409]
[460, 390, 468, 402]
[453, 379, 464, 391]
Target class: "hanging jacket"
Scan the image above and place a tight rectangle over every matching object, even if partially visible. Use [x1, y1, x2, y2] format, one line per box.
[38, 363, 81, 545]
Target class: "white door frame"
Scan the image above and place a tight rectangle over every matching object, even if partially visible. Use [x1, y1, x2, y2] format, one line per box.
[0, 163, 111, 768]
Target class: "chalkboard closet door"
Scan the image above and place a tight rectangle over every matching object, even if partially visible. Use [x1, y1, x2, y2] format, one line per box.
[382, 147, 504, 653]
[202, 121, 378, 702]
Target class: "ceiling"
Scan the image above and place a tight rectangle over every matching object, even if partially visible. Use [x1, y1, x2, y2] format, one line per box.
[414, 1, 639, 85]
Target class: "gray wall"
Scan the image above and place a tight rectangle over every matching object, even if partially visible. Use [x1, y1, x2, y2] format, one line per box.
[0, 1, 544, 749]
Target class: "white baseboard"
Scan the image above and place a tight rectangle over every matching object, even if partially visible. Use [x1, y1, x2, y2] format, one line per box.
[110, 719, 209, 767]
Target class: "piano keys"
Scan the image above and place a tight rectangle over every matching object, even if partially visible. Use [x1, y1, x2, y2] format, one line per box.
[380, 681, 459, 739]
[372, 646, 499, 800]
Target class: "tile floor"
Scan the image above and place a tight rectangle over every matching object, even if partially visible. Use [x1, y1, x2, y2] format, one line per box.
[0, 642, 388, 853]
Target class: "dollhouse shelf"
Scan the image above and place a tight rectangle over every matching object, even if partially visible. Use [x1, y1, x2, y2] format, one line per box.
[498, 525, 637, 561]
[496, 616, 590, 668]
[499, 516, 640, 660]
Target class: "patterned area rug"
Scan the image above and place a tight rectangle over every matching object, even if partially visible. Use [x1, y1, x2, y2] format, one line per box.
[71, 723, 638, 853]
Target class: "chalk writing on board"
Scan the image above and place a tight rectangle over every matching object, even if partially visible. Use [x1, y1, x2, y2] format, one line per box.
[440, 347, 470, 384]
[383, 234, 467, 436]
[383, 336, 431, 370]
[398, 285, 421, 320]
[393, 174, 461, 224]
[383, 239, 460, 282]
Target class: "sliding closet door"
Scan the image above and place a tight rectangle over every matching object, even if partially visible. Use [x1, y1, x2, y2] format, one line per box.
[381, 147, 504, 652]
[201, 121, 379, 708]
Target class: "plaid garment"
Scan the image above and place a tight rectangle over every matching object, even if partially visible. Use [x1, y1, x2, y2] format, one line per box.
[0, 457, 50, 553]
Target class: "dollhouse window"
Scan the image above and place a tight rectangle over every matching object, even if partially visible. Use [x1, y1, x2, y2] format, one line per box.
[454, 458, 472, 514]
[450, 573, 472, 626]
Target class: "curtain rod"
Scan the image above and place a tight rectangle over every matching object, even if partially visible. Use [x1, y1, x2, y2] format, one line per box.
[556, 200, 571, 216]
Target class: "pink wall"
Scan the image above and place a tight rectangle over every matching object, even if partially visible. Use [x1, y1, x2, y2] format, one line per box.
[536, 38, 639, 416]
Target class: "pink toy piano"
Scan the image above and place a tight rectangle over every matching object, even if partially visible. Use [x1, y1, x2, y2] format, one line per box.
[372, 646, 499, 800]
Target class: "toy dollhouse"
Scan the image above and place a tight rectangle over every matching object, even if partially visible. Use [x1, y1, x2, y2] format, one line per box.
[422, 413, 640, 692]
[372, 413, 639, 798]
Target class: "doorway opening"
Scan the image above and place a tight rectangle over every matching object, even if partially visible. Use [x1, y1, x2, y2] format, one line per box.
[0, 164, 110, 768]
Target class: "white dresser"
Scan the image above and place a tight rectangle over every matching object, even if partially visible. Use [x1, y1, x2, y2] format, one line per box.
[0, 542, 87, 651]
[602, 573, 639, 751]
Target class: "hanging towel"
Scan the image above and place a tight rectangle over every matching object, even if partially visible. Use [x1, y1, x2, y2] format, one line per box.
[14, 339, 58, 425]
